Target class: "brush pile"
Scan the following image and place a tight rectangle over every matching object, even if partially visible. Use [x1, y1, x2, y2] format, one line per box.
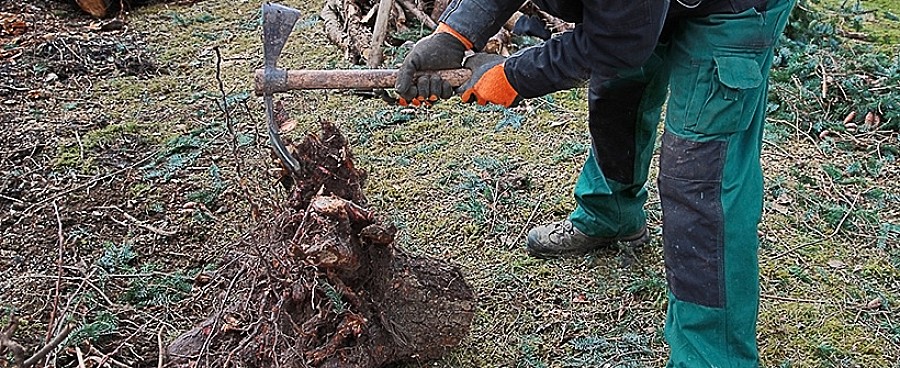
[322, 0, 574, 65]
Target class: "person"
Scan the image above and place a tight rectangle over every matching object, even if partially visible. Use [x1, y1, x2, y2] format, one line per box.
[395, 0, 795, 366]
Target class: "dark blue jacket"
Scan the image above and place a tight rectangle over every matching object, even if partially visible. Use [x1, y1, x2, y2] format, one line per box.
[439, 0, 765, 98]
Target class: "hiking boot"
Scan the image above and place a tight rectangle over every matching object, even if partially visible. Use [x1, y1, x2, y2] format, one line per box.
[525, 220, 649, 258]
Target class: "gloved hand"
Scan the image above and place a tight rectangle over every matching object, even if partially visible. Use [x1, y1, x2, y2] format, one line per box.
[512, 15, 552, 40]
[458, 53, 521, 107]
[395, 24, 472, 106]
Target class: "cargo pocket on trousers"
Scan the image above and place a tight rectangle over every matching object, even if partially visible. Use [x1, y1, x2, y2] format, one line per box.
[688, 55, 764, 135]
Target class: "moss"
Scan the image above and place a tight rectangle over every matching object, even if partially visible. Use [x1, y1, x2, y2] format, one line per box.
[82, 121, 141, 149]
[129, 183, 152, 197]
[53, 145, 92, 170]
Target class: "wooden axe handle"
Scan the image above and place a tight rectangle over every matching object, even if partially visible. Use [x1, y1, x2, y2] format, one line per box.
[254, 68, 472, 95]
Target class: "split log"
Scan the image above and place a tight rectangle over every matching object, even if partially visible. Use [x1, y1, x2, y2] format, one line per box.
[166, 120, 475, 368]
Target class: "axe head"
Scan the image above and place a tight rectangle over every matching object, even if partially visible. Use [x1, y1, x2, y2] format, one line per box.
[263, 3, 301, 71]
[261, 3, 304, 180]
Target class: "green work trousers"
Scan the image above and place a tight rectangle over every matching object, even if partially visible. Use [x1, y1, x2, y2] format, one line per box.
[568, 0, 795, 365]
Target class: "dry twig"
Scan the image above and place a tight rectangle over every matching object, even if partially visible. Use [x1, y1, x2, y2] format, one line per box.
[75, 346, 87, 368]
[397, 0, 436, 29]
[0, 315, 27, 366]
[0, 315, 76, 368]
[214, 46, 259, 222]
[22, 152, 157, 215]
[47, 202, 65, 347]
[157, 325, 165, 368]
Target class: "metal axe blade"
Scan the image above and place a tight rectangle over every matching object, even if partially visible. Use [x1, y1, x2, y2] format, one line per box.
[262, 2, 303, 179]
[263, 3, 300, 72]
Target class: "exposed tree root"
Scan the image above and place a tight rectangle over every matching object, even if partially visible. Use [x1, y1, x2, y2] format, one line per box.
[166, 120, 475, 368]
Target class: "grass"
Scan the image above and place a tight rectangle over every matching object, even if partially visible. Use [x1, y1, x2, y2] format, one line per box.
[817, 0, 900, 44]
[4, 0, 897, 366]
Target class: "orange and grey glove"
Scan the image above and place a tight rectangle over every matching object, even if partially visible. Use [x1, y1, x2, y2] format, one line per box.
[395, 23, 472, 106]
[457, 53, 521, 108]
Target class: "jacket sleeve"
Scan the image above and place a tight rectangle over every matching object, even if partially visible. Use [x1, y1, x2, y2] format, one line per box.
[504, 0, 668, 98]
[439, 0, 527, 51]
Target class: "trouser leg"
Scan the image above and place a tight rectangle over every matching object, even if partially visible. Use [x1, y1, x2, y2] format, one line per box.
[528, 0, 666, 238]
[659, 0, 794, 366]
[568, 46, 670, 238]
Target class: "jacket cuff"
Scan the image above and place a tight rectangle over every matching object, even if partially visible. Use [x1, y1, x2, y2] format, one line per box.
[436, 23, 473, 50]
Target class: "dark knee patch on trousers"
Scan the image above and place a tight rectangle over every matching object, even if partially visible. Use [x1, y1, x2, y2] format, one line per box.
[659, 133, 726, 308]
[589, 79, 647, 184]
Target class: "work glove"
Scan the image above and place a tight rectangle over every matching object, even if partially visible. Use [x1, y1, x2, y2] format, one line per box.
[458, 53, 521, 107]
[512, 15, 552, 40]
[395, 24, 471, 106]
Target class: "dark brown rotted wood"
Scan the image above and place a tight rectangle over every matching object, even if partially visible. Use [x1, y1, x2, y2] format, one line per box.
[75, 0, 111, 17]
[253, 68, 472, 94]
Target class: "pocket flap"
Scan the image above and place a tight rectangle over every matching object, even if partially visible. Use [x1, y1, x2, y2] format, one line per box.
[714, 56, 763, 89]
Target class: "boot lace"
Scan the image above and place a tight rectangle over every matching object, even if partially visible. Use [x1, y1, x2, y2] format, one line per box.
[548, 221, 577, 244]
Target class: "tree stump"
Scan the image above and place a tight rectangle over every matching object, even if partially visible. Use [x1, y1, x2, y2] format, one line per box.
[166, 120, 475, 367]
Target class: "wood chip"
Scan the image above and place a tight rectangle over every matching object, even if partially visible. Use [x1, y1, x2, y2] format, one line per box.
[865, 298, 882, 310]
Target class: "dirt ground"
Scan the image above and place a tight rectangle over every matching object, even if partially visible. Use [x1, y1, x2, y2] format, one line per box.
[1, 0, 899, 367]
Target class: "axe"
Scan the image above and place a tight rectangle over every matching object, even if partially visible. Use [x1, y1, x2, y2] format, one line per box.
[255, 3, 471, 177]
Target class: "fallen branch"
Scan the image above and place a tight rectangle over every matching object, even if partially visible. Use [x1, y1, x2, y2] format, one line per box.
[397, 0, 436, 29]
[22, 324, 75, 368]
[157, 325, 165, 368]
[46, 202, 65, 345]
[99, 205, 177, 236]
[367, 0, 395, 66]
